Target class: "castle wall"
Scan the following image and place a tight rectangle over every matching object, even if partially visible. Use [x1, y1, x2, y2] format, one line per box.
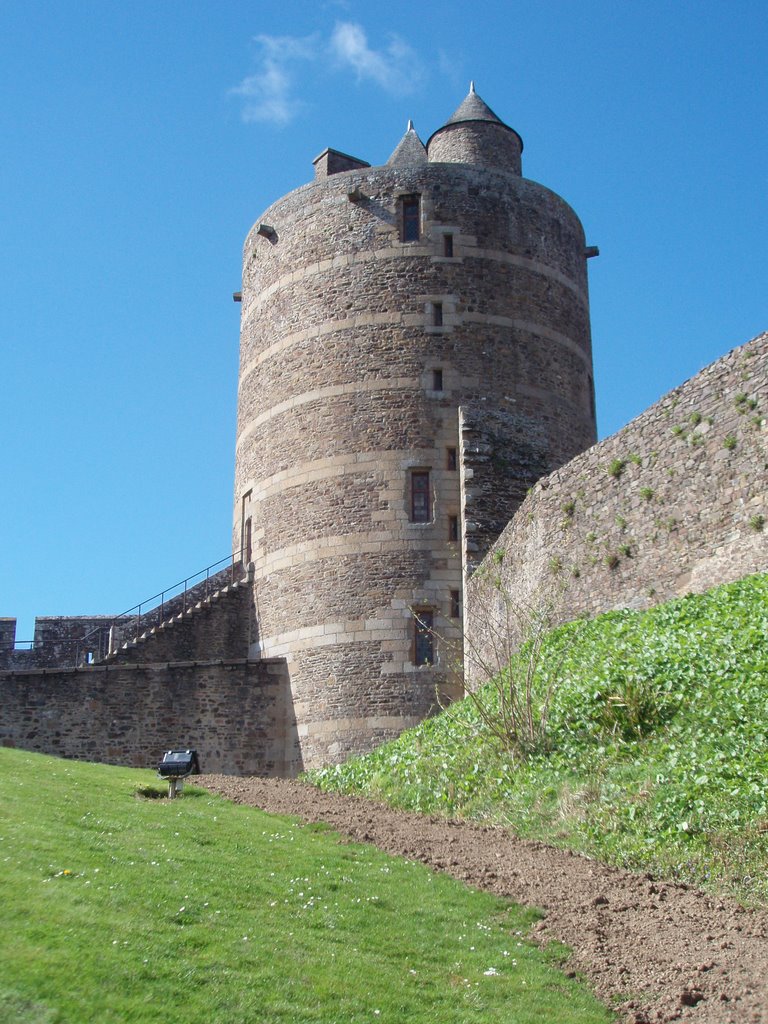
[465, 332, 768, 678]
[0, 563, 243, 671]
[0, 658, 294, 776]
[235, 153, 596, 767]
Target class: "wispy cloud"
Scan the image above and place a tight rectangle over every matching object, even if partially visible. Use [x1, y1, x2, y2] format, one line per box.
[230, 33, 318, 126]
[231, 21, 424, 126]
[330, 22, 423, 95]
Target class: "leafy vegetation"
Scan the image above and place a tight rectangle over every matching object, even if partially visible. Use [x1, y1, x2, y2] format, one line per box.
[0, 749, 613, 1024]
[311, 574, 768, 905]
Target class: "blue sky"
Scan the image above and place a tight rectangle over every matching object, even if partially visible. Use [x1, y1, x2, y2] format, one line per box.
[1, 1, 766, 639]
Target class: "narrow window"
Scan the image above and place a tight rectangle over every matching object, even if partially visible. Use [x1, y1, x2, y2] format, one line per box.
[448, 514, 459, 542]
[414, 610, 434, 665]
[244, 517, 253, 564]
[450, 590, 461, 619]
[410, 470, 431, 523]
[432, 368, 443, 391]
[432, 302, 443, 326]
[443, 234, 454, 257]
[446, 447, 457, 471]
[401, 195, 420, 242]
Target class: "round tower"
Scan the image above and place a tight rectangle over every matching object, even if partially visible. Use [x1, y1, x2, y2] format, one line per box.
[234, 87, 597, 773]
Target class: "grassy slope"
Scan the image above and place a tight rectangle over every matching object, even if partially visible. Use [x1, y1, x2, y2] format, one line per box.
[310, 573, 768, 905]
[0, 749, 613, 1024]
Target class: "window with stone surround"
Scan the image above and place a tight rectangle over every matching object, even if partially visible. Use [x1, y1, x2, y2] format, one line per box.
[446, 447, 457, 471]
[401, 195, 420, 242]
[432, 301, 443, 326]
[432, 368, 443, 391]
[413, 609, 434, 665]
[448, 514, 459, 542]
[450, 590, 461, 619]
[243, 517, 252, 564]
[410, 470, 431, 523]
[443, 233, 454, 257]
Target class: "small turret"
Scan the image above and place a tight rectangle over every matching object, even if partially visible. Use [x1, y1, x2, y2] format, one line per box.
[387, 120, 427, 166]
[427, 82, 523, 174]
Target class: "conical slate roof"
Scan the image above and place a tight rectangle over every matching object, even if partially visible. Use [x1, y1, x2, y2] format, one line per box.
[387, 120, 427, 166]
[444, 81, 505, 127]
[426, 82, 523, 154]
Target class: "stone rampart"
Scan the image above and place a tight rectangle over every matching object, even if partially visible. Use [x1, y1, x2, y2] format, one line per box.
[465, 332, 767, 677]
[0, 658, 294, 776]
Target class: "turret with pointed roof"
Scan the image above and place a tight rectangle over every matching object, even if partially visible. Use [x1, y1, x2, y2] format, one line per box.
[427, 82, 523, 174]
[387, 120, 427, 166]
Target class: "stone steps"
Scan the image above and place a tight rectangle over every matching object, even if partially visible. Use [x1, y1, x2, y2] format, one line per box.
[102, 578, 246, 661]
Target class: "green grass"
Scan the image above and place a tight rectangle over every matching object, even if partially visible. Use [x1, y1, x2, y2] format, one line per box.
[0, 749, 613, 1024]
[310, 573, 768, 905]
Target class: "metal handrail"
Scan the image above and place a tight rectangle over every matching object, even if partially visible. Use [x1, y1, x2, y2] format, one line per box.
[6, 552, 244, 664]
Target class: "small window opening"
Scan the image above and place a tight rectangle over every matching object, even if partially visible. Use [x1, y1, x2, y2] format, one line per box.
[413, 610, 434, 665]
[401, 195, 420, 242]
[450, 590, 461, 619]
[244, 516, 253, 564]
[85, 650, 95, 665]
[443, 234, 454, 257]
[446, 447, 457, 471]
[432, 368, 443, 392]
[448, 514, 459, 542]
[410, 470, 431, 523]
[432, 302, 443, 326]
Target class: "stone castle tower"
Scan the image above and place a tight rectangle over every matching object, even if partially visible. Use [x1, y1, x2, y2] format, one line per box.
[233, 86, 597, 771]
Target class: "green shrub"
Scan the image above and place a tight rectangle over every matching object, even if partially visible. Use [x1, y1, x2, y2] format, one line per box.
[607, 458, 626, 478]
[723, 435, 737, 451]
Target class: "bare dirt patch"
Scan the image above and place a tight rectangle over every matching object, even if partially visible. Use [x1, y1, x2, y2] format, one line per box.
[197, 775, 767, 1023]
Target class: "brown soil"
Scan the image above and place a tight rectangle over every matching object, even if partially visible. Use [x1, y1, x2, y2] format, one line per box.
[197, 775, 767, 1024]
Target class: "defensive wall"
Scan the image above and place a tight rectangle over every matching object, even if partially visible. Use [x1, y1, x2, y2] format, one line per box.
[465, 331, 768, 677]
[0, 565, 302, 775]
[0, 562, 243, 670]
[0, 658, 293, 776]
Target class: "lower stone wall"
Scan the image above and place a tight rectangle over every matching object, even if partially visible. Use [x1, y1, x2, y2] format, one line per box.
[0, 658, 295, 776]
[466, 332, 768, 678]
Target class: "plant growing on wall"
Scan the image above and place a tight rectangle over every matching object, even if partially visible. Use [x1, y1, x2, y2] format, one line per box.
[450, 577, 581, 762]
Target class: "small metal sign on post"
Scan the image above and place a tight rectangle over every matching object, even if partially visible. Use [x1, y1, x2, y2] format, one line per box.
[156, 749, 201, 799]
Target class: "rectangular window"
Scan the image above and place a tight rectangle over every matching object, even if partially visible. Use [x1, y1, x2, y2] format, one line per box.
[432, 302, 443, 326]
[432, 368, 443, 391]
[448, 514, 459, 542]
[244, 517, 253, 564]
[410, 470, 431, 523]
[401, 195, 420, 242]
[450, 590, 461, 619]
[414, 610, 434, 665]
[446, 447, 457, 471]
[443, 234, 454, 257]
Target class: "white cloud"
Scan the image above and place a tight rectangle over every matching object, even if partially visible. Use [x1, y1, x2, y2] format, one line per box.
[330, 22, 422, 95]
[230, 33, 318, 126]
[231, 21, 424, 126]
